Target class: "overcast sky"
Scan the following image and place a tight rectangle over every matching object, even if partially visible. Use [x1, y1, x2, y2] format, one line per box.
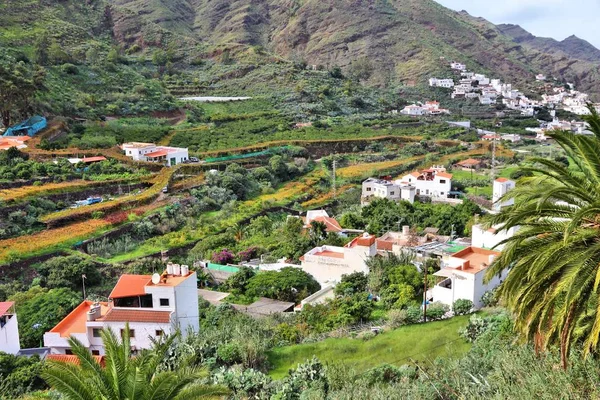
[435, 0, 600, 48]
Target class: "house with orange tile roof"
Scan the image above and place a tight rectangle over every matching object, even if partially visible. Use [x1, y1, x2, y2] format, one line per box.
[430, 247, 505, 309]
[43, 265, 198, 356]
[299, 233, 377, 286]
[0, 302, 20, 354]
[121, 142, 188, 166]
[396, 166, 452, 199]
[300, 210, 364, 237]
[0, 136, 31, 151]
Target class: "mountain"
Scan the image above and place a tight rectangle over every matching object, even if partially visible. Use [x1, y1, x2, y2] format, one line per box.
[498, 24, 600, 64]
[104, 0, 600, 99]
[2, 0, 600, 109]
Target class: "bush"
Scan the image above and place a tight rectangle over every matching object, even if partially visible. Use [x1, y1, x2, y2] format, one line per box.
[425, 302, 448, 321]
[453, 299, 474, 315]
[481, 290, 499, 307]
[460, 314, 490, 342]
[362, 364, 417, 386]
[386, 309, 409, 328]
[61, 63, 78, 74]
[405, 305, 422, 324]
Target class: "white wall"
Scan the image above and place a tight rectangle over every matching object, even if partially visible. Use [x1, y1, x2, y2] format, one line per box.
[0, 314, 20, 355]
[301, 247, 370, 286]
[472, 224, 518, 251]
[173, 272, 200, 335]
[399, 175, 451, 198]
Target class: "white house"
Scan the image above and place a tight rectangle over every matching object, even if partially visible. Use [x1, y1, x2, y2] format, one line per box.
[479, 96, 495, 105]
[300, 233, 377, 286]
[431, 247, 505, 308]
[396, 166, 452, 198]
[44, 266, 199, 355]
[471, 223, 519, 251]
[450, 62, 466, 71]
[400, 105, 425, 116]
[501, 134, 521, 143]
[493, 178, 516, 211]
[361, 178, 416, 205]
[536, 74, 547, 81]
[122, 142, 189, 166]
[429, 78, 455, 88]
[0, 302, 20, 355]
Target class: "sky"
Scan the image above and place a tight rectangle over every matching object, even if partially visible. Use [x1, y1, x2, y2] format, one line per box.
[435, 0, 600, 48]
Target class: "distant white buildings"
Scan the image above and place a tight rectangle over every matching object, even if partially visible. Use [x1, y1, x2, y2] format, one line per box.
[429, 78, 455, 88]
[361, 178, 416, 205]
[450, 62, 467, 71]
[492, 178, 516, 211]
[300, 233, 377, 286]
[122, 142, 189, 166]
[501, 134, 521, 143]
[44, 266, 199, 355]
[0, 302, 20, 355]
[536, 74, 547, 81]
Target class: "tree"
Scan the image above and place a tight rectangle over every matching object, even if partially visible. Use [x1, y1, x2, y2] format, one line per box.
[43, 325, 228, 400]
[485, 104, 600, 369]
[106, 47, 120, 64]
[48, 41, 70, 65]
[33, 34, 50, 65]
[225, 266, 256, 293]
[0, 352, 46, 398]
[245, 267, 320, 302]
[348, 57, 373, 82]
[0, 51, 44, 128]
[249, 215, 273, 236]
[86, 46, 100, 65]
[381, 283, 416, 309]
[309, 220, 327, 245]
[334, 272, 368, 296]
[36, 254, 102, 292]
[9, 287, 80, 348]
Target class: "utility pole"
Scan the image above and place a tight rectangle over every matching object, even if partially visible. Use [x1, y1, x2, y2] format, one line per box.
[82, 274, 87, 300]
[491, 137, 497, 180]
[423, 264, 428, 322]
[332, 159, 337, 197]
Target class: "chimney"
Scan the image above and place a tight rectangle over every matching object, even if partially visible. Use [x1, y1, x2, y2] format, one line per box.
[402, 225, 410, 236]
[87, 303, 101, 321]
[173, 264, 181, 276]
[181, 265, 189, 276]
[166, 262, 174, 275]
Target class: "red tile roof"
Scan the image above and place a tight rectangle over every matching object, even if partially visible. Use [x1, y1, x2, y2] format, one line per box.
[436, 172, 453, 179]
[97, 308, 171, 323]
[47, 354, 105, 367]
[312, 250, 345, 259]
[81, 156, 107, 163]
[0, 302, 14, 316]
[457, 158, 481, 166]
[49, 301, 109, 337]
[310, 216, 343, 232]
[495, 177, 510, 183]
[145, 149, 169, 158]
[109, 275, 151, 299]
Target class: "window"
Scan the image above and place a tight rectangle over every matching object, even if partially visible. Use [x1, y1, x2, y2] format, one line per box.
[92, 350, 100, 355]
[121, 329, 135, 338]
[155, 330, 164, 337]
[390, 191, 395, 195]
[128, 150, 132, 155]
[441, 192, 445, 196]
[65, 349, 73, 355]
[92, 329, 102, 338]
[366, 187, 371, 192]
[440, 179, 447, 184]
[159, 298, 170, 307]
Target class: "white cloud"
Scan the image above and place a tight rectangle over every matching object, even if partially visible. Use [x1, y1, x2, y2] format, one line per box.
[435, 0, 600, 48]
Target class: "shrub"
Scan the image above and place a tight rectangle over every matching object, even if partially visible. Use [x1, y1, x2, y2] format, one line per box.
[405, 305, 422, 324]
[362, 364, 417, 386]
[386, 309, 409, 328]
[453, 299, 474, 315]
[460, 314, 491, 342]
[211, 248, 236, 265]
[61, 63, 78, 74]
[481, 290, 499, 307]
[426, 302, 448, 321]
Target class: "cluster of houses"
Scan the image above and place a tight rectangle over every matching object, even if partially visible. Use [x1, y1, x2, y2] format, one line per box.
[361, 165, 454, 205]
[541, 86, 600, 115]
[431, 62, 546, 115]
[1, 164, 519, 361]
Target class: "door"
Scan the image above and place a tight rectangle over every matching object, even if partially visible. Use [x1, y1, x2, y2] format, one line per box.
[170, 157, 176, 166]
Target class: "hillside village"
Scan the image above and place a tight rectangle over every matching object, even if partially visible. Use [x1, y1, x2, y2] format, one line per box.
[4, 0, 600, 398]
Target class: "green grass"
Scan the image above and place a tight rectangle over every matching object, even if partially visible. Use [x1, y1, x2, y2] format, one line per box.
[267, 315, 472, 379]
[450, 169, 488, 180]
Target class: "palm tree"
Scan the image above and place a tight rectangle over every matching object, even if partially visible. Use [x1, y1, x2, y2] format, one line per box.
[485, 104, 600, 369]
[42, 325, 228, 399]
